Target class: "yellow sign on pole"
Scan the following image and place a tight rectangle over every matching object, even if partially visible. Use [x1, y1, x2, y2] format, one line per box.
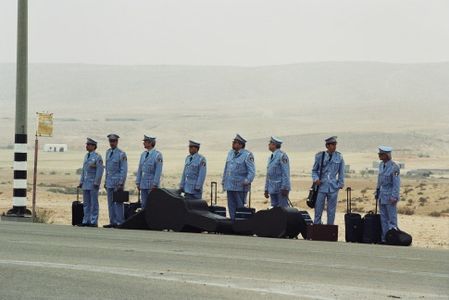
[37, 112, 53, 137]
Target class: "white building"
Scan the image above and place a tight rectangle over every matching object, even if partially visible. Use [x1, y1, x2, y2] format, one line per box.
[43, 144, 68, 152]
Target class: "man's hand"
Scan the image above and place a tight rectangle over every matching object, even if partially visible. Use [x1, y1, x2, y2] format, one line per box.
[243, 180, 250, 187]
[151, 186, 158, 192]
[281, 189, 289, 197]
[264, 191, 269, 199]
[314, 179, 321, 186]
[136, 184, 140, 191]
[389, 198, 398, 205]
[103, 184, 107, 189]
[117, 184, 124, 191]
[339, 184, 344, 190]
[77, 183, 82, 189]
[93, 184, 99, 189]
[194, 188, 201, 192]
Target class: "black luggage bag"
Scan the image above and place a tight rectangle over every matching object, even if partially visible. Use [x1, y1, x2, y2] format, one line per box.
[306, 224, 338, 242]
[234, 189, 255, 220]
[71, 187, 84, 226]
[112, 190, 129, 203]
[344, 187, 363, 242]
[208, 182, 227, 217]
[362, 197, 382, 244]
[386, 228, 412, 246]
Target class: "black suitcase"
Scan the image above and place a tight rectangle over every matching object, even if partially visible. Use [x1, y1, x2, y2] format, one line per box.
[71, 188, 84, 226]
[386, 228, 412, 246]
[113, 190, 129, 203]
[208, 182, 226, 217]
[124, 190, 141, 220]
[306, 224, 338, 242]
[235, 189, 255, 220]
[344, 187, 363, 242]
[362, 198, 382, 244]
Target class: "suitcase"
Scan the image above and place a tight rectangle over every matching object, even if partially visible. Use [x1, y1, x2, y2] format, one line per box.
[71, 188, 84, 226]
[252, 207, 302, 238]
[113, 190, 129, 203]
[124, 190, 141, 220]
[208, 182, 227, 217]
[344, 187, 363, 243]
[386, 228, 412, 246]
[362, 198, 382, 244]
[306, 224, 338, 241]
[235, 189, 255, 220]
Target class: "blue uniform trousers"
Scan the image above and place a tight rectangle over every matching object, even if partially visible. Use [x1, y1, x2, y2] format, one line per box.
[82, 189, 99, 225]
[270, 193, 289, 207]
[185, 192, 202, 200]
[314, 191, 338, 225]
[379, 202, 398, 242]
[140, 189, 150, 209]
[107, 188, 124, 225]
[227, 191, 247, 220]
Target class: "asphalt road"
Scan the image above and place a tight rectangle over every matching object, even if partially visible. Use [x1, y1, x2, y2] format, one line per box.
[0, 221, 448, 300]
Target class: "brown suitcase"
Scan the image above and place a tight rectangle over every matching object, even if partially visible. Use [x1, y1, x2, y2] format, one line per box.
[306, 224, 338, 242]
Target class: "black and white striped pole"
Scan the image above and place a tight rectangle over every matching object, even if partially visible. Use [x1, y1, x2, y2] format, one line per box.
[7, 0, 31, 217]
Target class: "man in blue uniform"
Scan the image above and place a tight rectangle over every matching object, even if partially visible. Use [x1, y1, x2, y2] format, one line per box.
[312, 136, 345, 225]
[103, 134, 128, 228]
[264, 136, 291, 207]
[78, 138, 104, 227]
[222, 134, 256, 219]
[135, 135, 163, 208]
[179, 140, 207, 200]
[376, 146, 401, 243]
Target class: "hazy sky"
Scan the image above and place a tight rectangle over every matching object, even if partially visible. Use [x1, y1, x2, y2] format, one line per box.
[1, 0, 448, 66]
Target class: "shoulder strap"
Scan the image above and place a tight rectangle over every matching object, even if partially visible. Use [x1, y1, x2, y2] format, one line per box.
[318, 151, 325, 179]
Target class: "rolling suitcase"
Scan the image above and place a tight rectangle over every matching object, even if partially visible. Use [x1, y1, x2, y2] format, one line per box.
[71, 188, 84, 226]
[386, 228, 412, 246]
[124, 190, 141, 220]
[208, 182, 226, 217]
[306, 224, 338, 242]
[344, 187, 363, 243]
[362, 198, 382, 244]
[234, 188, 255, 220]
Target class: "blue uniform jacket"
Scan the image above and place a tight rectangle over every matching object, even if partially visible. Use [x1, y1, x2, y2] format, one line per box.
[135, 149, 163, 189]
[222, 149, 255, 192]
[180, 153, 207, 194]
[312, 151, 345, 193]
[377, 160, 400, 204]
[265, 149, 291, 193]
[105, 147, 128, 189]
[80, 151, 104, 190]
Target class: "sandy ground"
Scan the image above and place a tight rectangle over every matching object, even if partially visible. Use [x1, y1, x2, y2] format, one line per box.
[0, 149, 448, 249]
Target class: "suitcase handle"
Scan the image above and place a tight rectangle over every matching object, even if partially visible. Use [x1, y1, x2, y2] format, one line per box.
[137, 189, 141, 204]
[346, 187, 352, 213]
[247, 186, 252, 208]
[210, 181, 218, 205]
[77, 187, 80, 202]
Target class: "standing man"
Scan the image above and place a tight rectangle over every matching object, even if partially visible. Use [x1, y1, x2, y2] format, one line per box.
[311, 136, 345, 225]
[264, 136, 291, 207]
[104, 134, 128, 228]
[179, 140, 207, 200]
[376, 146, 400, 243]
[78, 138, 104, 227]
[222, 134, 256, 219]
[135, 135, 163, 208]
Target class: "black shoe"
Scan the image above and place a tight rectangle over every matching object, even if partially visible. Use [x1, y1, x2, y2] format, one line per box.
[103, 224, 113, 228]
[88, 224, 98, 228]
[79, 223, 88, 227]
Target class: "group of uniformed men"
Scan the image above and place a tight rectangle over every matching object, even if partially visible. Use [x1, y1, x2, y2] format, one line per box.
[78, 134, 401, 243]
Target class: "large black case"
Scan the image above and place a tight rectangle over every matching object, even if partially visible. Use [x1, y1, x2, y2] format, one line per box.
[344, 187, 363, 243]
[71, 188, 83, 226]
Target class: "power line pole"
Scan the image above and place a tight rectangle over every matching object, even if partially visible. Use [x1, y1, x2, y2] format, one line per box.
[7, 0, 31, 217]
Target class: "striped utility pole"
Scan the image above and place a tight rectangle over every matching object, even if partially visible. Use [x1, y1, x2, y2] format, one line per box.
[7, 0, 31, 217]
